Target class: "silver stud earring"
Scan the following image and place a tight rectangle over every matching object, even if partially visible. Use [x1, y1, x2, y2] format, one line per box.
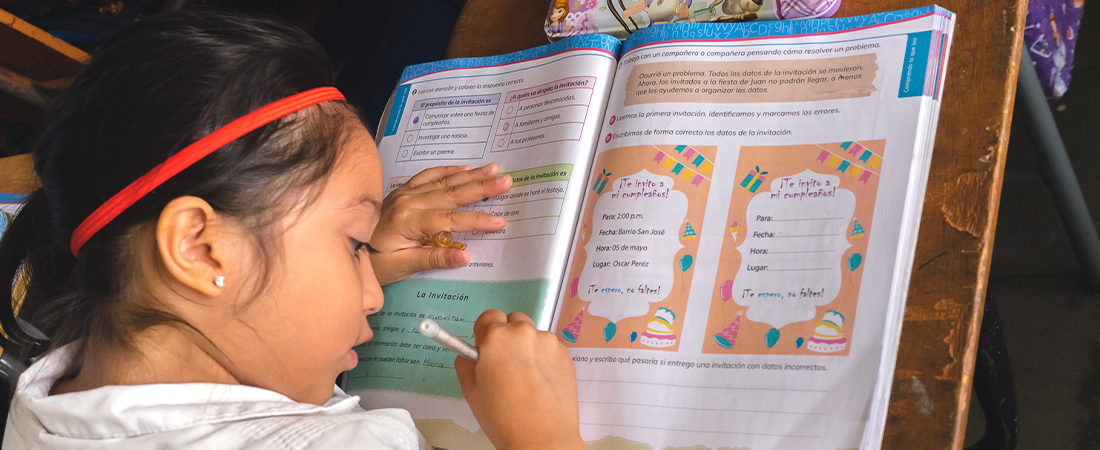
[214, 276, 225, 288]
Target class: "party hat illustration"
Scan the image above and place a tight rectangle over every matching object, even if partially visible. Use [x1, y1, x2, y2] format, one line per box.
[682, 221, 696, 240]
[729, 221, 739, 240]
[561, 308, 584, 343]
[851, 219, 866, 239]
[713, 312, 741, 349]
[640, 308, 678, 348]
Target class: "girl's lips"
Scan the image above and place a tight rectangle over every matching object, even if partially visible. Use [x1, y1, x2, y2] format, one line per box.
[347, 321, 373, 369]
[358, 322, 374, 346]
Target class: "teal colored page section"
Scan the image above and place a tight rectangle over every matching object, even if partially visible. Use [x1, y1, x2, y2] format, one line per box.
[898, 31, 932, 98]
[346, 278, 549, 398]
[383, 84, 411, 137]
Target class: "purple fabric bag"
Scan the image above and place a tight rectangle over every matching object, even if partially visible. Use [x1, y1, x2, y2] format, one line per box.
[1025, 0, 1085, 98]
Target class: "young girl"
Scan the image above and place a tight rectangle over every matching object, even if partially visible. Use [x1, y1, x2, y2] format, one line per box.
[0, 11, 582, 449]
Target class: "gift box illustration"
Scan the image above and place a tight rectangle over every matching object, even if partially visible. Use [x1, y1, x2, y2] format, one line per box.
[740, 166, 768, 193]
[592, 169, 611, 194]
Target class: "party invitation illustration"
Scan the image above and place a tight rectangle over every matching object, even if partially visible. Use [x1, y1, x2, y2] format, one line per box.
[557, 144, 715, 351]
[703, 140, 885, 355]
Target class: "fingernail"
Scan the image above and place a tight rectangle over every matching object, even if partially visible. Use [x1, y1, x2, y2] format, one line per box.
[497, 174, 511, 185]
[451, 250, 468, 266]
[460, 164, 472, 170]
[482, 164, 495, 174]
[491, 216, 505, 226]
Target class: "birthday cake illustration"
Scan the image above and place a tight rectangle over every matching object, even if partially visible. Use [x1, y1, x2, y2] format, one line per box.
[640, 307, 677, 348]
[806, 310, 847, 353]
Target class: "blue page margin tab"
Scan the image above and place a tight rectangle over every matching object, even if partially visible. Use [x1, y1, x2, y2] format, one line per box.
[383, 84, 411, 137]
[898, 31, 932, 97]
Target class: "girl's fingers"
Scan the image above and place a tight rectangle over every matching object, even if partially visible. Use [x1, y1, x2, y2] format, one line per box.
[403, 164, 470, 190]
[408, 174, 513, 211]
[473, 309, 508, 345]
[506, 311, 536, 327]
[415, 210, 505, 238]
[454, 355, 477, 394]
[409, 246, 471, 271]
[404, 163, 501, 195]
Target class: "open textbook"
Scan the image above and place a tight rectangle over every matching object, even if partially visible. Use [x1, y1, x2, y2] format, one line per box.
[347, 6, 955, 449]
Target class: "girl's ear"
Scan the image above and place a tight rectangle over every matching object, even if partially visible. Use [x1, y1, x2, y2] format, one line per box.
[155, 196, 232, 298]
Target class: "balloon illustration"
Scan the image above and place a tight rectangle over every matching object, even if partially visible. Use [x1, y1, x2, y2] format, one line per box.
[569, 277, 579, 298]
[603, 322, 617, 342]
[848, 253, 863, 271]
[765, 327, 780, 348]
[795, 337, 804, 349]
[630, 331, 638, 342]
[680, 254, 693, 272]
[719, 280, 733, 302]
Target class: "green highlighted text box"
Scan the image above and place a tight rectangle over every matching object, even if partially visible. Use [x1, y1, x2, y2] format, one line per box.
[346, 278, 550, 398]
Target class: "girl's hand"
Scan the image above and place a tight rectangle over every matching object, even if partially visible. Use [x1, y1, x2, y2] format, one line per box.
[455, 310, 584, 450]
[369, 164, 512, 285]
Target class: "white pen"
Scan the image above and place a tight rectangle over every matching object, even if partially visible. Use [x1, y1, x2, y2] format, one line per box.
[419, 318, 479, 361]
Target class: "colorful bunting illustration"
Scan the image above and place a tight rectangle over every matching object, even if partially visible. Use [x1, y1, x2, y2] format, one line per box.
[815, 142, 881, 183]
[740, 166, 768, 193]
[841, 141, 864, 157]
[652, 145, 712, 187]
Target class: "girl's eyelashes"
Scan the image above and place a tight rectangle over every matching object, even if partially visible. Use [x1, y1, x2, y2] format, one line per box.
[351, 239, 381, 258]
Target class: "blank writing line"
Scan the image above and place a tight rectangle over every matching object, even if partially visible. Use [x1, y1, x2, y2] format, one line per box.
[577, 379, 828, 393]
[775, 234, 838, 238]
[581, 422, 819, 439]
[769, 250, 835, 254]
[579, 400, 823, 416]
[768, 268, 832, 272]
[770, 217, 843, 222]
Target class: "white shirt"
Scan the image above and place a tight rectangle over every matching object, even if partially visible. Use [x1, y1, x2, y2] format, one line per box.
[4, 344, 430, 449]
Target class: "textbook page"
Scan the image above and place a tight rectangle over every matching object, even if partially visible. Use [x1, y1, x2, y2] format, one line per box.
[550, 7, 952, 449]
[349, 33, 621, 443]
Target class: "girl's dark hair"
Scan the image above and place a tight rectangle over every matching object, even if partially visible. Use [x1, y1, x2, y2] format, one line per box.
[0, 11, 356, 365]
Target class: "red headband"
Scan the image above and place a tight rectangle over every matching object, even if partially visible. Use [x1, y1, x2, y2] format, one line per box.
[70, 87, 346, 256]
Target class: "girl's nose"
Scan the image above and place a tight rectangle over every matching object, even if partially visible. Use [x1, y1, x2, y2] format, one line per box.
[361, 260, 384, 315]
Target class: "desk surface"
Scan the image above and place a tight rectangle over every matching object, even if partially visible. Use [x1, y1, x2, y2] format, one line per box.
[449, 1, 1025, 448]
